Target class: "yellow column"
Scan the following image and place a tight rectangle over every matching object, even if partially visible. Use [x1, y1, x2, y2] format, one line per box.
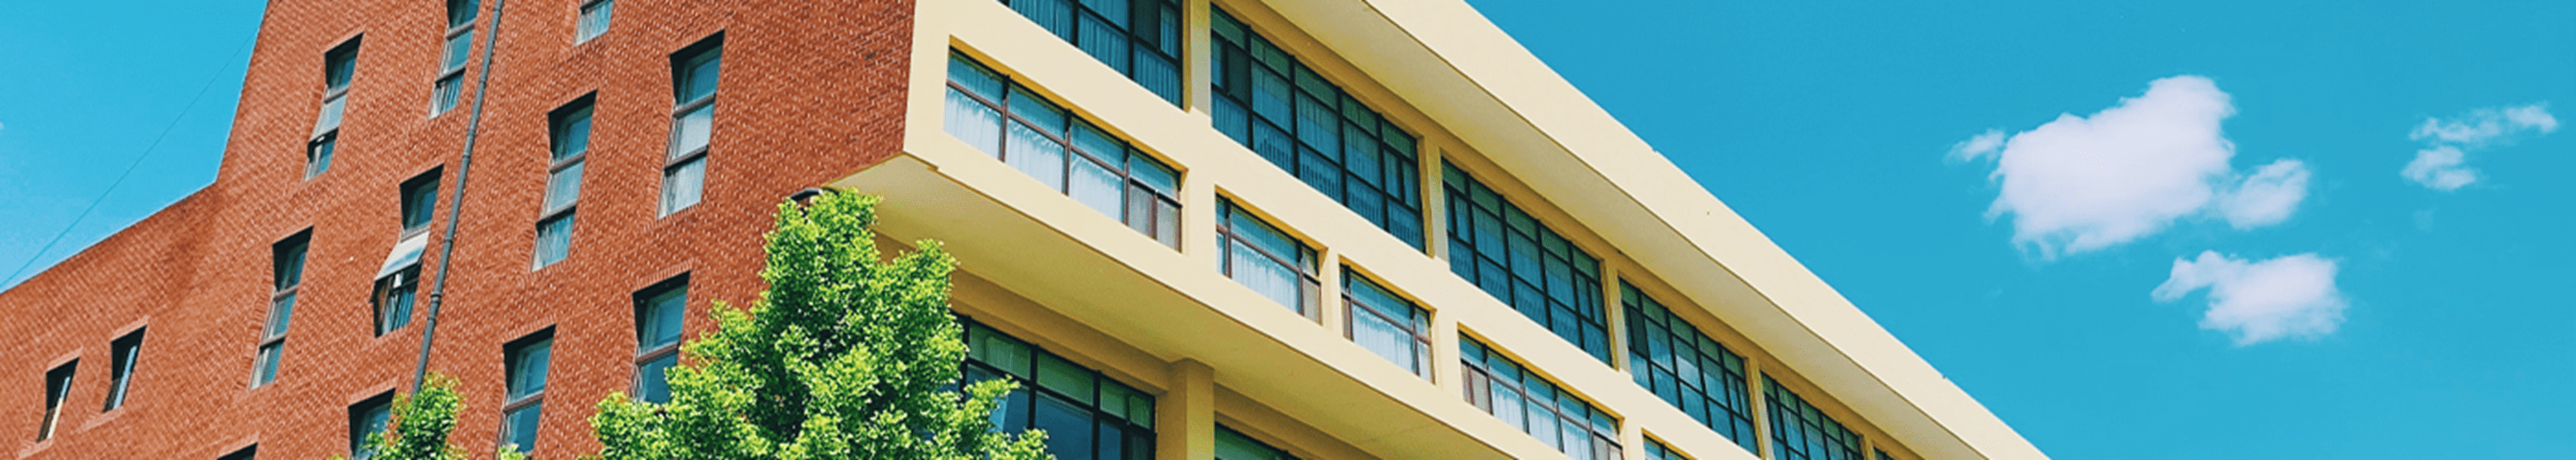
[1157, 358, 1215, 460]
[1182, 0, 1215, 119]
[1184, 180, 1221, 268]
[1317, 249, 1345, 328]
[1747, 362, 1773, 460]
[1431, 310, 1463, 395]
[1421, 142, 1448, 261]
[1602, 264, 1629, 373]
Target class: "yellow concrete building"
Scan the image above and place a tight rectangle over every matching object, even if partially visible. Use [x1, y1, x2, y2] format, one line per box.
[841, 0, 2051, 458]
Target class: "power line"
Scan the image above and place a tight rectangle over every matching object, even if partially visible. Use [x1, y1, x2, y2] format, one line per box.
[3, 34, 259, 289]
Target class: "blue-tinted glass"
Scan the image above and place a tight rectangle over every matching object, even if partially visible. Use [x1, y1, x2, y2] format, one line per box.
[500, 403, 540, 453]
[636, 354, 675, 403]
[659, 157, 705, 215]
[509, 340, 552, 398]
[678, 50, 722, 103]
[534, 213, 574, 267]
[577, 0, 613, 42]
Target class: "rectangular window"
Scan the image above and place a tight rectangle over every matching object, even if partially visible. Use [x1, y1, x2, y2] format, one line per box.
[661, 36, 722, 216]
[310, 39, 361, 178]
[1623, 283, 1757, 452]
[1215, 199, 1319, 318]
[1459, 336, 1618, 460]
[1644, 437, 1690, 460]
[498, 331, 552, 455]
[632, 278, 686, 403]
[1209, 11, 1424, 249]
[1214, 426, 1300, 460]
[945, 54, 1183, 247]
[103, 328, 143, 411]
[257, 232, 310, 387]
[218, 446, 257, 460]
[1442, 162, 1609, 362]
[38, 361, 76, 441]
[400, 172, 440, 234]
[1341, 268, 1428, 377]
[575, 0, 614, 42]
[993, 0, 1183, 104]
[371, 267, 419, 336]
[348, 393, 394, 460]
[433, 0, 478, 115]
[536, 98, 592, 268]
[960, 318, 1154, 460]
[1764, 378, 1864, 460]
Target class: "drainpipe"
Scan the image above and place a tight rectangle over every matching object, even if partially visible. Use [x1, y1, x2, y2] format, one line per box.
[413, 0, 511, 392]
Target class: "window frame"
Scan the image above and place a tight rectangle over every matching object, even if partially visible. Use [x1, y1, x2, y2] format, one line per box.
[257, 232, 310, 388]
[103, 327, 144, 411]
[497, 330, 554, 455]
[1622, 282, 1759, 452]
[958, 318, 1157, 460]
[1215, 198, 1321, 318]
[1459, 335, 1619, 460]
[535, 97, 593, 268]
[659, 35, 723, 217]
[1440, 161, 1611, 362]
[631, 275, 687, 403]
[432, 0, 479, 116]
[309, 38, 362, 179]
[370, 266, 421, 336]
[993, 0, 1184, 104]
[944, 53, 1184, 247]
[348, 392, 395, 460]
[397, 171, 441, 237]
[574, 0, 614, 42]
[1207, 9, 1426, 249]
[39, 360, 77, 441]
[1762, 377, 1865, 460]
[1340, 267, 1430, 378]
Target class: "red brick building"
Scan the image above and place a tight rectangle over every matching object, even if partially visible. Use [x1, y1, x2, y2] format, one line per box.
[4, 0, 919, 457]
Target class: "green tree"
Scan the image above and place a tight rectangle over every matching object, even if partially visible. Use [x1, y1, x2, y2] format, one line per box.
[331, 373, 530, 460]
[585, 193, 1051, 460]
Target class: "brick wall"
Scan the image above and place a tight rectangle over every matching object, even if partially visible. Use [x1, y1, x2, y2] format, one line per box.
[0, 0, 917, 457]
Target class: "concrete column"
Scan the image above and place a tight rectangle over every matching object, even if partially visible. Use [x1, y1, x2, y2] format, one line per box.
[1421, 142, 1448, 261]
[1746, 362, 1773, 460]
[1621, 419, 1647, 460]
[1601, 264, 1629, 373]
[1183, 175, 1221, 268]
[1181, 0, 1215, 119]
[1316, 249, 1344, 328]
[1156, 358, 1215, 460]
[1431, 309, 1463, 395]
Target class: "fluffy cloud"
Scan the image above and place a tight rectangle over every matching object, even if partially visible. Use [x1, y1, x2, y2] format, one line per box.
[2403, 104, 2557, 191]
[1954, 75, 2312, 258]
[2151, 251, 2348, 346]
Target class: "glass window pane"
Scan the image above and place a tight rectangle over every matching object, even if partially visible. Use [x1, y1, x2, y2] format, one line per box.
[678, 52, 722, 103]
[1070, 157, 1123, 218]
[499, 403, 541, 453]
[314, 94, 345, 135]
[267, 295, 296, 337]
[661, 157, 705, 214]
[534, 213, 574, 267]
[543, 162, 583, 211]
[1005, 121, 1068, 191]
[1035, 354, 1096, 404]
[1008, 88, 1067, 134]
[1033, 393, 1095, 460]
[636, 354, 676, 403]
[509, 340, 552, 398]
[643, 287, 687, 348]
[443, 32, 472, 71]
[577, 0, 614, 42]
[433, 75, 463, 113]
[255, 343, 282, 385]
[946, 88, 1005, 156]
[671, 104, 715, 157]
[1128, 155, 1177, 195]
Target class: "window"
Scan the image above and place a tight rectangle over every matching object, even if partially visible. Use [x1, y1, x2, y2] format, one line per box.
[1442, 162, 1609, 362]
[1215, 199, 1318, 317]
[375, 172, 435, 335]
[993, 0, 1182, 104]
[1342, 268, 1428, 377]
[498, 331, 552, 455]
[1764, 378, 1863, 460]
[1623, 283, 1757, 452]
[945, 54, 1182, 247]
[218, 445, 257, 460]
[103, 328, 143, 411]
[661, 36, 721, 216]
[1459, 335, 1617, 460]
[1209, 11, 1424, 249]
[310, 39, 360, 178]
[576, 0, 613, 42]
[1214, 426, 1300, 460]
[433, 0, 478, 115]
[1876, 449, 1893, 460]
[348, 393, 394, 460]
[39, 361, 76, 441]
[632, 278, 686, 403]
[257, 232, 310, 387]
[1644, 437, 1690, 460]
[535, 98, 592, 268]
[960, 319, 1154, 460]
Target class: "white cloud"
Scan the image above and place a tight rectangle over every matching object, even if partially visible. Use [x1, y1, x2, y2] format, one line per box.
[2151, 251, 2348, 346]
[1954, 75, 2312, 258]
[2402, 104, 2557, 190]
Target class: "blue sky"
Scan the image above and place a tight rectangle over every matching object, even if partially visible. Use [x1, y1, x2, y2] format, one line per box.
[4, 1, 2571, 458]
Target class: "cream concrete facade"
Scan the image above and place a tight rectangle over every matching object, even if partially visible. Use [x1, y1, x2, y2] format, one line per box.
[833, 0, 2051, 458]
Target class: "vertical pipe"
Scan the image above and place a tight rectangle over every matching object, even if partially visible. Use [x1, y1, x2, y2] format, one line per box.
[413, 0, 511, 392]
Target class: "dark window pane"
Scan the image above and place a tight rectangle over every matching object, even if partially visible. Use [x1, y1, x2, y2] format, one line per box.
[1034, 393, 1096, 460]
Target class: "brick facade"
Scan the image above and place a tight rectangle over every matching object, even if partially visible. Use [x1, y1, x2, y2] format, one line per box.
[2, 0, 917, 457]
